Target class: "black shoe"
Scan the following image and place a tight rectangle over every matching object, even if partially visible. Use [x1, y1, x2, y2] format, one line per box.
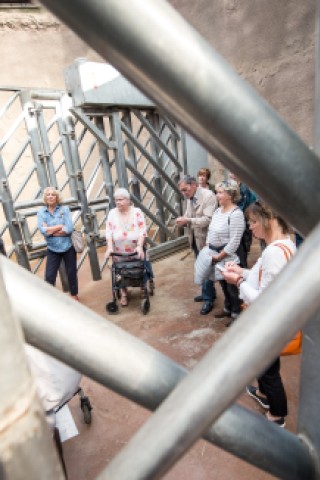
[200, 302, 213, 315]
[246, 385, 270, 409]
[225, 318, 234, 327]
[194, 295, 203, 302]
[225, 313, 239, 327]
[214, 309, 231, 319]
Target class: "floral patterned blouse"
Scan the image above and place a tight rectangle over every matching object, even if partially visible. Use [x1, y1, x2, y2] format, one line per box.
[105, 207, 147, 259]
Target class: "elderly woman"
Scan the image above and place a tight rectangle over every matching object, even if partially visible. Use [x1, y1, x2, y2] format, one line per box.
[207, 180, 245, 323]
[223, 201, 296, 427]
[37, 186, 79, 300]
[105, 188, 148, 306]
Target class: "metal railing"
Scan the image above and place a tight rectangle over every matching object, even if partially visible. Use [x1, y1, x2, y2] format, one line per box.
[1, 0, 320, 478]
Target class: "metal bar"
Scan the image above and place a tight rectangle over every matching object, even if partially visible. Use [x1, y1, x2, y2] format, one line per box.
[121, 110, 141, 201]
[20, 91, 49, 190]
[0, 111, 25, 151]
[101, 223, 320, 480]
[13, 166, 36, 202]
[0, 153, 30, 269]
[130, 193, 176, 240]
[0, 90, 20, 120]
[146, 111, 167, 243]
[121, 120, 182, 196]
[7, 137, 30, 177]
[132, 109, 182, 170]
[0, 250, 316, 480]
[36, 108, 57, 186]
[64, 108, 101, 280]
[95, 116, 115, 208]
[71, 107, 117, 149]
[40, 0, 320, 237]
[148, 236, 188, 261]
[159, 113, 181, 140]
[110, 111, 129, 189]
[0, 262, 64, 479]
[297, 0, 320, 467]
[125, 159, 178, 218]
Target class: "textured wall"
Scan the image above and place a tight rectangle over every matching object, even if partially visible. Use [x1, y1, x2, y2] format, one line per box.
[0, 2, 315, 176]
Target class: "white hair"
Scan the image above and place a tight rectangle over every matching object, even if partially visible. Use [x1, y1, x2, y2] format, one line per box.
[114, 188, 130, 199]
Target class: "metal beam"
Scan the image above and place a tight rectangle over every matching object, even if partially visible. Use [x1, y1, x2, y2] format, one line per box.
[0, 262, 63, 479]
[40, 0, 320, 237]
[2, 229, 319, 479]
[99, 223, 320, 479]
[297, 0, 320, 466]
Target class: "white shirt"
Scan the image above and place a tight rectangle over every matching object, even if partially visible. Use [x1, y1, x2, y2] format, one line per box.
[239, 237, 296, 304]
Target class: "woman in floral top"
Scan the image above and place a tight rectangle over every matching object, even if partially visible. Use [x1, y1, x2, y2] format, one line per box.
[105, 188, 147, 306]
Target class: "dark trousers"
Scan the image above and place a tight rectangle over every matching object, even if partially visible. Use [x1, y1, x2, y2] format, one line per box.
[193, 238, 216, 304]
[219, 280, 241, 315]
[45, 247, 78, 296]
[258, 357, 288, 417]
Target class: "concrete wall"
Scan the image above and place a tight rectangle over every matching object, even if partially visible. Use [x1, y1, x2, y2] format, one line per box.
[0, 1, 315, 180]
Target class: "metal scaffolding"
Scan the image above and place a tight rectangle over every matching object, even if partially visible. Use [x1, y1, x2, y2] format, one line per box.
[1, 0, 320, 478]
[0, 83, 186, 283]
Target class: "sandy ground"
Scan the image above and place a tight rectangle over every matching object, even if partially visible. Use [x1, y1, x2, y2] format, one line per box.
[60, 242, 301, 480]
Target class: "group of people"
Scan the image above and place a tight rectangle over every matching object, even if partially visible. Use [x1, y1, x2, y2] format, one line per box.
[37, 186, 150, 309]
[177, 168, 296, 428]
[176, 169, 255, 321]
[37, 170, 297, 428]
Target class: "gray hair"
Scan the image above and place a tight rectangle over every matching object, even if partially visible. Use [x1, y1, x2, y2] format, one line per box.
[215, 180, 241, 203]
[114, 188, 131, 199]
[178, 175, 197, 186]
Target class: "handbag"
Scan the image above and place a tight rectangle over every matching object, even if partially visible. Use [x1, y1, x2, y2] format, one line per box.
[281, 330, 302, 356]
[71, 230, 84, 253]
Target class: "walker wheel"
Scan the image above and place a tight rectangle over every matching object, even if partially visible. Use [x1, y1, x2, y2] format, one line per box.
[149, 279, 155, 296]
[141, 298, 150, 315]
[82, 404, 92, 424]
[106, 301, 119, 314]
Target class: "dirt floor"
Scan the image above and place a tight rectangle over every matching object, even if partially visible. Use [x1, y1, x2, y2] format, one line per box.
[61, 241, 301, 480]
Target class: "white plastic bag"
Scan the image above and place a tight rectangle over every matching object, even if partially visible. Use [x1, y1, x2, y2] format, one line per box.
[194, 246, 216, 285]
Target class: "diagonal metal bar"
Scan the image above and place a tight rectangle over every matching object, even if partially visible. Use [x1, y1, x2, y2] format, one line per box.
[159, 113, 180, 140]
[70, 107, 117, 149]
[0, 90, 20, 120]
[100, 223, 320, 480]
[120, 120, 182, 195]
[125, 159, 178, 218]
[1, 231, 318, 480]
[130, 193, 176, 240]
[40, 0, 320, 237]
[297, 0, 320, 458]
[132, 109, 182, 170]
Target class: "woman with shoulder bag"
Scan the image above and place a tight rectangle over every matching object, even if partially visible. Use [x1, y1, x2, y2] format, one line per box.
[222, 200, 296, 428]
[206, 180, 245, 324]
[37, 186, 79, 301]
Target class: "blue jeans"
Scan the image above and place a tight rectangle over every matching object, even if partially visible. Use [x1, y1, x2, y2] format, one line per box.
[202, 278, 215, 303]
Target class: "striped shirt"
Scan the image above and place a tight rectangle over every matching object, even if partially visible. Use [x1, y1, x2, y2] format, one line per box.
[206, 207, 245, 256]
